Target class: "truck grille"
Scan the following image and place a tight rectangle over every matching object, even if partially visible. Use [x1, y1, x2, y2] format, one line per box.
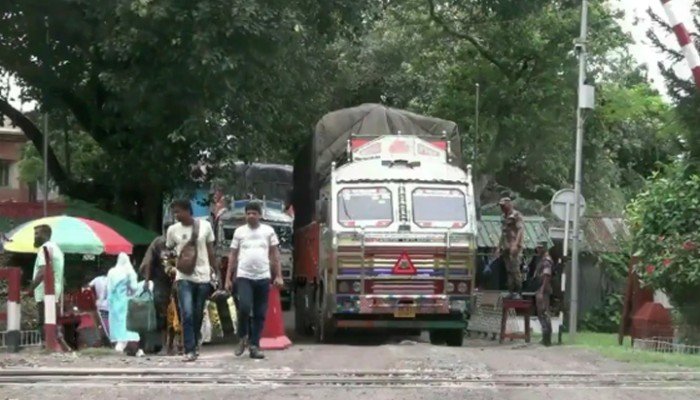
[337, 248, 472, 278]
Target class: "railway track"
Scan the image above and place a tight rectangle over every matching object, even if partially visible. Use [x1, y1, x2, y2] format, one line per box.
[1, 368, 700, 389]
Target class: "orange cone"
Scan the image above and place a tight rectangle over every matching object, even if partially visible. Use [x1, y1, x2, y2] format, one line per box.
[260, 287, 292, 350]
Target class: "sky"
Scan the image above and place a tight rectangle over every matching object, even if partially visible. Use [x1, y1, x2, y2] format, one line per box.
[3, 0, 698, 111]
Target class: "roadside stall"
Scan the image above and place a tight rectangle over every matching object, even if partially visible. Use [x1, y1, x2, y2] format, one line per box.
[4, 216, 133, 350]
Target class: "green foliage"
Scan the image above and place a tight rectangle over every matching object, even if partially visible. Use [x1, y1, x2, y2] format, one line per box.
[330, 0, 683, 211]
[627, 162, 700, 333]
[17, 143, 42, 184]
[647, 1, 700, 164]
[581, 248, 629, 333]
[1, 0, 688, 225]
[0, 0, 373, 226]
[581, 293, 623, 334]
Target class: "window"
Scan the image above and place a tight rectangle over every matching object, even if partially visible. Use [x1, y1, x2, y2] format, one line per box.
[337, 187, 393, 227]
[0, 161, 10, 187]
[412, 188, 467, 227]
[223, 226, 236, 241]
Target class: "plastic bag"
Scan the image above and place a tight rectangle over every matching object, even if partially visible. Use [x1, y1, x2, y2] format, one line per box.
[227, 296, 238, 334]
[208, 301, 224, 339]
[200, 302, 212, 344]
[127, 289, 156, 333]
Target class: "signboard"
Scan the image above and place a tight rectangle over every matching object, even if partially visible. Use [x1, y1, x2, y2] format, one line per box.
[550, 189, 585, 222]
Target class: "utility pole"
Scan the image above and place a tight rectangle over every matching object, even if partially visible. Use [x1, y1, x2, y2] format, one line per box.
[43, 17, 50, 217]
[473, 83, 480, 164]
[43, 113, 49, 216]
[570, 0, 590, 339]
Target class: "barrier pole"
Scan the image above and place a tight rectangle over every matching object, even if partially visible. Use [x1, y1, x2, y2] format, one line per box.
[0, 267, 22, 352]
[42, 247, 61, 351]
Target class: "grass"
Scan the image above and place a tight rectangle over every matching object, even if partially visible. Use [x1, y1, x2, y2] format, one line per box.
[565, 331, 700, 369]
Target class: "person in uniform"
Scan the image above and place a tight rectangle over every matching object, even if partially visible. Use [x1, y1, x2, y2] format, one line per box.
[496, 197, 524, 299]
[533, 240, 554, 346]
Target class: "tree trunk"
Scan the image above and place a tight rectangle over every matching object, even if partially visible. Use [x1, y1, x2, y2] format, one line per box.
[138, 183, 164, 233]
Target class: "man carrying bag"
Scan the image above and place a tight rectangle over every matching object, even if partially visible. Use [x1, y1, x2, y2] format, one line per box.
[166, 199, 218, 362]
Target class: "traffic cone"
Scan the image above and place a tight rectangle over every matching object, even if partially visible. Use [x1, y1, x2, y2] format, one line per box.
[260, 287, 292, 350]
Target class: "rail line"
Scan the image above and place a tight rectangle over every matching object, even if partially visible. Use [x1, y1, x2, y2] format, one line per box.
[1, 368, 700, 389]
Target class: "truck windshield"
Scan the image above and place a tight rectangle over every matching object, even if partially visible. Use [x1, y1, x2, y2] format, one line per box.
[412, 188, 467, 227]
[338, 187, 393, 227]
[271, 224, 292, 249]
[222, 224, 291, 249]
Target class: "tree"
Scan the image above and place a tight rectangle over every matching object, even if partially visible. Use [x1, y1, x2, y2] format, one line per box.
[0, 0, 373, 228]
[330, 0, 681, 211]
[627, 162, 700, 342]
[647, 1, 700, 165]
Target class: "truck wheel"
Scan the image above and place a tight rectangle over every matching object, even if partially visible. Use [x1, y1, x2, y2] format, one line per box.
[444, 329, 464, 347]
[429, 330, 446, 345]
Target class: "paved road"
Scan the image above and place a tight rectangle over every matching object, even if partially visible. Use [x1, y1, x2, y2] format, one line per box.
[2, 313, 699, 399]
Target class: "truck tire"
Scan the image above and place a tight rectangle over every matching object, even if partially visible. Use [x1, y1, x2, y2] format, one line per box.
[429, 330, 446, 345]
[444, 329, 464, 347]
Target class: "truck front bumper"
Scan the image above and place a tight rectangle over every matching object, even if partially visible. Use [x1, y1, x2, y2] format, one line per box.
[332, 294, 469, 329]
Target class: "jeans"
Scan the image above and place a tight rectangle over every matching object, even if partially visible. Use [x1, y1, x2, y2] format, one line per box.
[236, 278, 270, 347]
[177, 280, 211, 354]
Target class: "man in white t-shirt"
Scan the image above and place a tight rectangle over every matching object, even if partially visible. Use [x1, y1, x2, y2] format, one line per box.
[166, 199, 218, 362]
[225, 201, 283, 359]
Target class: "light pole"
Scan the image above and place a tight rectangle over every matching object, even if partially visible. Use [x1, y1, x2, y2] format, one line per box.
[473, 83, 479, 165]
[570, 0, 592, 339]
[42, 17, 49, 217]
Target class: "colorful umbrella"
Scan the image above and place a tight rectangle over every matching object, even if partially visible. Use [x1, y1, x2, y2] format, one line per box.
[3, 216, 133, 255]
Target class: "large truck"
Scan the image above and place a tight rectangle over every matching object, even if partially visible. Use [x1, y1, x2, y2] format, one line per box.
[212, 163, 294, 309]
[292, 104, 478, 346]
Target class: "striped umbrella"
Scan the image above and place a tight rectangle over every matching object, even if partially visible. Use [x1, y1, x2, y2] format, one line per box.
[3, 216, 133, 255]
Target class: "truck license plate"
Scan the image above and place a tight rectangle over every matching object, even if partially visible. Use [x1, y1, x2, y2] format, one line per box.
[394, 307, 416, 318]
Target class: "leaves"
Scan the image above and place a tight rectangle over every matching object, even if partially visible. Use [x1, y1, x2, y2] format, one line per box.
[647, 1, 700, 164]
[330, 0, 682, 211]
[627, 162, 700, 328]
[0, 0, 373, 226]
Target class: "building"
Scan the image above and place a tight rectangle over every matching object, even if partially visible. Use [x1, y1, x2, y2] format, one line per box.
[0, 116, 30, 201]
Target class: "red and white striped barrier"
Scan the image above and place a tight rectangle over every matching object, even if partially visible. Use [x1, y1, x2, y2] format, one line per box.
[0, 267, 22, 352]
[42, 247, 62, 351]
[660, 0, 700, 90]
